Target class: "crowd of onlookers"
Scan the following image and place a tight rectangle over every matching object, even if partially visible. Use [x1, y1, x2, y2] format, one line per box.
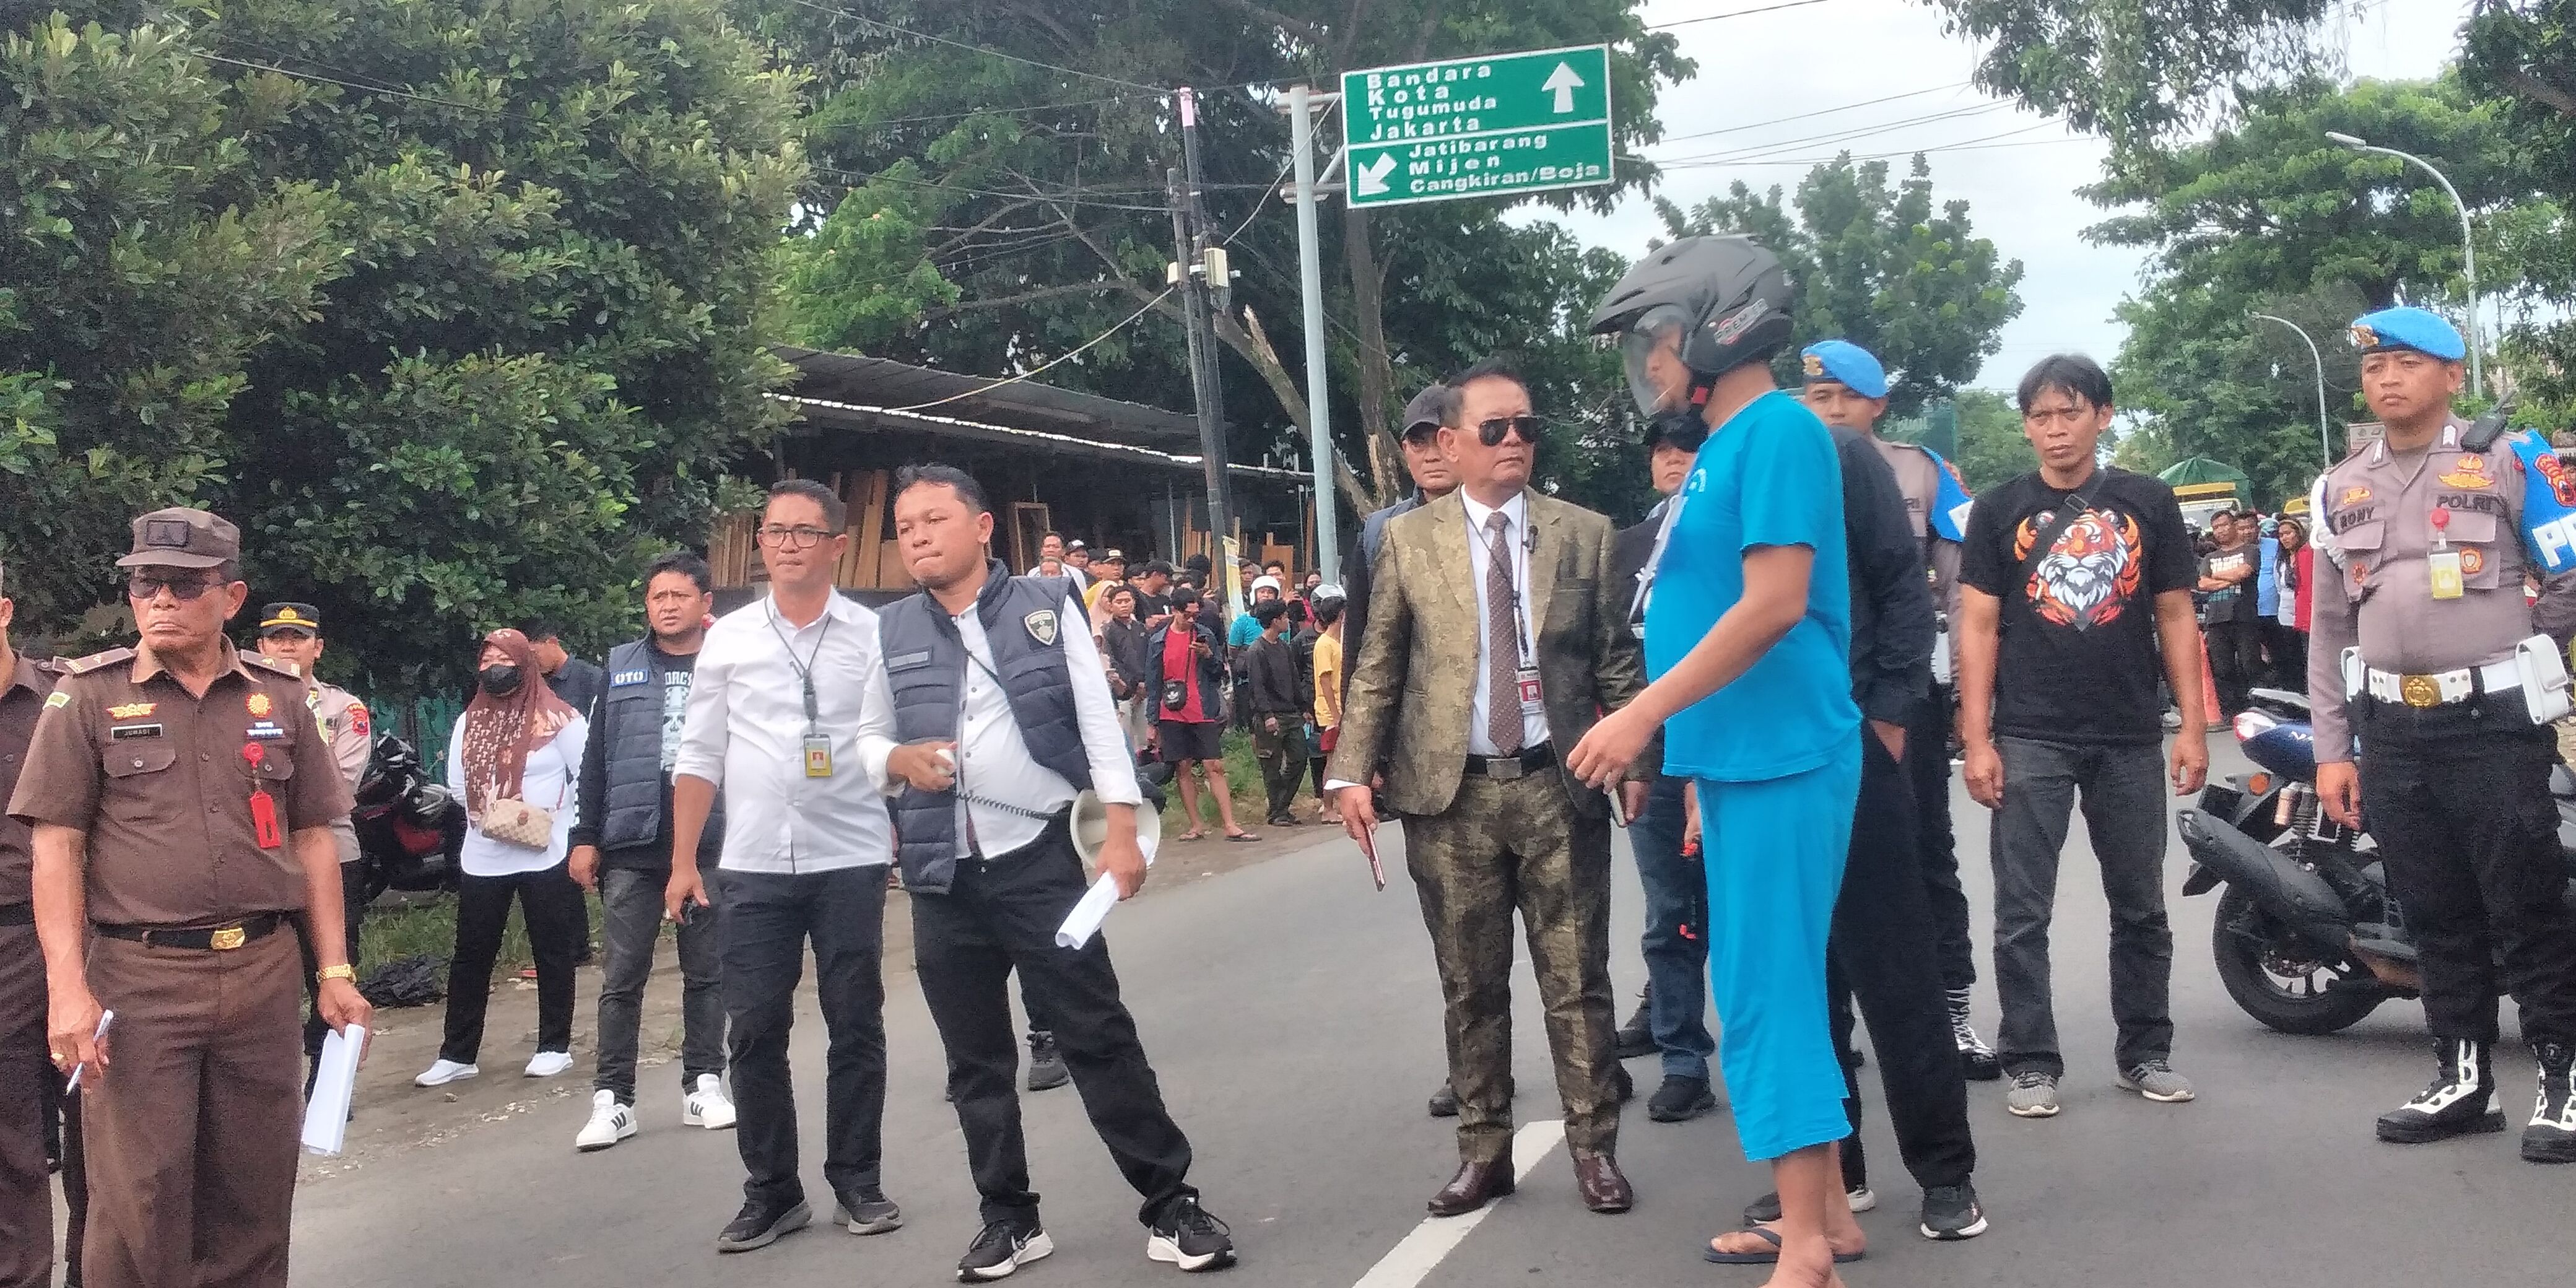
[1033, 532, 1349, 840]
[2188, 507, 2312, 724]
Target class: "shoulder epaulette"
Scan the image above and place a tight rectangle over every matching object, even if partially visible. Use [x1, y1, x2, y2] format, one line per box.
[245, 654, 305, 679]
[37, 656, 72, 676]
[63, 647, 135, 676]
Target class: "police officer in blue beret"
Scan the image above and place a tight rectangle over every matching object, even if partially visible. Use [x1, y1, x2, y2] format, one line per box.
[2308, 306, 2576, 1160]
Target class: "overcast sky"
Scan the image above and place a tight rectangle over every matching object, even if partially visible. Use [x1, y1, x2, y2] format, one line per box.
[1544, 0, 2473, 389]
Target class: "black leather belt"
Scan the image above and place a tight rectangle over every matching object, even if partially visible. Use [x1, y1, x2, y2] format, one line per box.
[94, 911, 286, 952]
[0, 903, 30, 927]
[1463, 743, 1556, 780]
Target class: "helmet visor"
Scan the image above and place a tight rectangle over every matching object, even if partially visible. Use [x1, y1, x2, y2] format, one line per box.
[1619, 304, 1696, 419]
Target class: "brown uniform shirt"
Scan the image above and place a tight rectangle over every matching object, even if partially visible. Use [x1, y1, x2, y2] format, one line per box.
[1869, 435, 1967, 632]
[308, 680, 372, 863]
[5, 642, 352, 928]
[0, 653, 63, 907]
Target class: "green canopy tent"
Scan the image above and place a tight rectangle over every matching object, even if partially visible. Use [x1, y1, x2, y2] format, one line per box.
[2157, 456, 2252, 494]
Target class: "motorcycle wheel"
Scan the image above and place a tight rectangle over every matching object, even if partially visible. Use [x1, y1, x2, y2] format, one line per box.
[2210, 885, 2383, 1036]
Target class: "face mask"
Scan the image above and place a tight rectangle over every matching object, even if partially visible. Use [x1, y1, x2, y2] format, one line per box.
[479, 664, 523, 697]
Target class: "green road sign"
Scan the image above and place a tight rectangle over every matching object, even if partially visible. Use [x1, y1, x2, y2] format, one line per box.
[1341, 43, 1614, 209]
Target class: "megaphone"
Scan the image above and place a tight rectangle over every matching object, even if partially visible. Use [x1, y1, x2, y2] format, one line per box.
[1071, 791, 1160, 865]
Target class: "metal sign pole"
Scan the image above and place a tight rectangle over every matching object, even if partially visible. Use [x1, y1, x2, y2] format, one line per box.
[1289, 84, 1342, 585]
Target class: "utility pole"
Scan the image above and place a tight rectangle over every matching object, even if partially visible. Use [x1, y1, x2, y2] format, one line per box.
[1286, 83, 1343, 586]
[1168, 87, 1234, 601]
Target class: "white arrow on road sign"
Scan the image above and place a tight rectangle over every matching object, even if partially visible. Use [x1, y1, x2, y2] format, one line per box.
[1541, 62, 1585, 113]
[1354, 152, 1396, 197]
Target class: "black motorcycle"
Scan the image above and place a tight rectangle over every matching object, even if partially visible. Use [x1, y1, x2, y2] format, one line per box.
[2176, 687, 2576, 1034]
[351, 732, 464, 902]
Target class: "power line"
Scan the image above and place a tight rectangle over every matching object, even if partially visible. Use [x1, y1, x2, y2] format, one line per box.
[1648, 100, 2012, 165]
[783, 0, 1170, 96]
[1647, 0, 1839, 27]
[194, 51, 536, 118]
[814, 164, 1173, 213]
[808, 93, 1141, 133]
[1651, 82, 1972, 146]
[879, 287, 1179, 411]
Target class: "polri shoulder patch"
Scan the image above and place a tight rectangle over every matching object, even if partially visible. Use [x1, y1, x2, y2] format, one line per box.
[1024, 609, 1058, 646]
[245, 653, 304, 678]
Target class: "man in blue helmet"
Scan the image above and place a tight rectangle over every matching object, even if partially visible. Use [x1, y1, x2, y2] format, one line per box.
[2308, 305, 2576, 1160]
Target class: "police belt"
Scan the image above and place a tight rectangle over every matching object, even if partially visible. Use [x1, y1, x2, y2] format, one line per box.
[92, 911, 287, 952]
[1463, 742, 1556, 780]
[2363, 660, 2521, 709]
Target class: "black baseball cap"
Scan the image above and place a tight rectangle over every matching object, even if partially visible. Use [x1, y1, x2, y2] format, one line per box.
[1401, 385, 1449, 440]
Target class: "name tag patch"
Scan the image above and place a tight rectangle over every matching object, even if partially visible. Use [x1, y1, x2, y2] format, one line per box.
[609, 670, 650, 687]
[887, 650, 933, 670]
[246, 721, 289, 740]
[110, 723, 164, 741]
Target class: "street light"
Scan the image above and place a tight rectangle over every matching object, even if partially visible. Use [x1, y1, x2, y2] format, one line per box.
[2251, 313, 2336, 463]
[2326, 131, 2482, 399]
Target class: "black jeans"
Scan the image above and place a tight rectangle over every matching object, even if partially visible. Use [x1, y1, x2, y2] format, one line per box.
[1252, 718, 1305, 819]
[2205, 618, 2262, 718]
[719, 864, 889, 1208]
[440, 863, 585, 1063]
[300, 859, 370, 1088]
[594, 867, 724, 1103]
[2359, 713, 2576, 1045]
[912, 820, 1196, 1227]
[1989, 737, 2174, 1077]
[1907, 687, 1975, 994]
[2263, 620, 2307, 690]
[1828, 733, 1976, 1192]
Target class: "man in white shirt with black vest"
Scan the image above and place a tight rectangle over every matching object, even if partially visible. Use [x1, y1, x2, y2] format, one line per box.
[666, 479, 904, 1254]
[874, 464, 1236, 1281]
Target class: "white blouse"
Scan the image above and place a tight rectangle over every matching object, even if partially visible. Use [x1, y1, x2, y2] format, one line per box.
[446, 713, 588, 877]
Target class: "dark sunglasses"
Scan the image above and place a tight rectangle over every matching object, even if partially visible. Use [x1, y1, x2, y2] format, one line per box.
[127, 572, 224, 602]
[1474, 416, 1543, 446]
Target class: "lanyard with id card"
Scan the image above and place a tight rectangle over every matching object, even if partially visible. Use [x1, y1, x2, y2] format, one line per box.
[769, 607, 838, 778]
[2428, 505, 2465, 601]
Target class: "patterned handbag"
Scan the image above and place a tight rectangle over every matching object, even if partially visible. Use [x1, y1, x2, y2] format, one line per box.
[477, 798, 556, 850]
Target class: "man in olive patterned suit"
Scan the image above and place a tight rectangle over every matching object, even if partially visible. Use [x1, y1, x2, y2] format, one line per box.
[1327, 359, 1653, 1219]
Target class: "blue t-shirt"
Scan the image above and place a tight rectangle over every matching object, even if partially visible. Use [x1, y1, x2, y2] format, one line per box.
[1227, 611, 1264, 650]
[1645, 390, 1860, 782]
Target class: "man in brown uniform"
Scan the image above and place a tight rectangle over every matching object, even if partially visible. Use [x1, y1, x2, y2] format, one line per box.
[0, 560, 68, 1288]
[253, 603, 375, 1087]
[6, 508, 367, 1288]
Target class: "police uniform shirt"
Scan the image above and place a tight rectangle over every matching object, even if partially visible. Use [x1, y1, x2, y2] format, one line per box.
[308, 680, 372, 863]
[1869, 437, 1967, 630]
[2307, 417, 2576, 761]
[6, 643, 351, 928]
[0, 654, 59, 907]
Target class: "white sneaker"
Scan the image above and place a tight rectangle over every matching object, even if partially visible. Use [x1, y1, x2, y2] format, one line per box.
[524, 1050, 574, 1079]
[415, 1059, 479, 1087]
[576, 1090, 636, 1152]
[684, 1074, 738, 1130]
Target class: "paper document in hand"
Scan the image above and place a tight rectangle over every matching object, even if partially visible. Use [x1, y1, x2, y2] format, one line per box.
[64, 1010, 113, 1092]
[302, 1024, 367, 1156]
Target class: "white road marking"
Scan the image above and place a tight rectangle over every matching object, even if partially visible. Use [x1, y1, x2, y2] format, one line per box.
[1348, 1118, 1567, 1288]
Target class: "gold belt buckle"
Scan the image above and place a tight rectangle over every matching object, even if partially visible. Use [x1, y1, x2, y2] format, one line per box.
[2399, 674, 2443, 708]
[209, 925, 247, 951]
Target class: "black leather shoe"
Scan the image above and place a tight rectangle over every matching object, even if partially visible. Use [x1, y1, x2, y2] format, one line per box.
[1614, 988, 1656, 1060]
[1427, 1081, 1458, 1118]
[1572, 1151, 1633, 1213]
[715, 1198, 811, 1253]
[1646, 1074, 1717, 1122]
[1427, 1156, 1514, 1217]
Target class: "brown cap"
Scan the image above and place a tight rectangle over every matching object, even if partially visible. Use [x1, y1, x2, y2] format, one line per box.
[116, 507, 240, 570]
[1401, 385, 1450, 438]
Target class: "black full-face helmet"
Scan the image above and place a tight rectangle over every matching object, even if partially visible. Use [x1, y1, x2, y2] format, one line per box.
[1586, 235, 1794, 418]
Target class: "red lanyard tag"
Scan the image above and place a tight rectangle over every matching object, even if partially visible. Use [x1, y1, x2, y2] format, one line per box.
[243, 744, 283, 850]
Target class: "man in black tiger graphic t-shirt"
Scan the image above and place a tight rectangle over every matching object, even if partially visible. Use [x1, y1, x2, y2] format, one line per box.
[1954, 354, 2206, 1122]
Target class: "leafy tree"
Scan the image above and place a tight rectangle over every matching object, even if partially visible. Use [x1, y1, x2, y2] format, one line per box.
[1655, 153, 2026, 418]
[3, 0, 803, 694]
[748, 0, 1692, 513]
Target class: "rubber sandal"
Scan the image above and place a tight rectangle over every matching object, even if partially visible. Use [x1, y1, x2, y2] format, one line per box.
[1175, 830, 1206, 842]
[1225, 831, 1261, 842]
[1701, 1227, 1865, 1265]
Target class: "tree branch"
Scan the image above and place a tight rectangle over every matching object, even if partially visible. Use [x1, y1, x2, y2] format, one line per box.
[1204, 0, 1328, 46]
[920, 281, 1129, 318]
[2498, 65, 2576, 117]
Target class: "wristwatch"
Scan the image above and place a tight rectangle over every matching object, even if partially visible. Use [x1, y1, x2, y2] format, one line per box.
[316, 964, 358, 985]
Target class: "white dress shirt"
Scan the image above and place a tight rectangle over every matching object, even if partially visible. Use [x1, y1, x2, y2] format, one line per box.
[671, 592, 897, 873]
[448, 713, 586, 877]
[1456, 490, 1552, 755]
[861, 584, 1142, 859]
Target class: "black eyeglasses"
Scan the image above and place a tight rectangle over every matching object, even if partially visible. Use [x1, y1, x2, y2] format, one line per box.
[126, 572, 224, 602]
[756, 524, 834, 550]
[1476, 416, 1543, 446]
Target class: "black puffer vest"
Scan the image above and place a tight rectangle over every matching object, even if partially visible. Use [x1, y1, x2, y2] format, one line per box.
[596, 640, 724, 859]
[877, 564, 1093, 893]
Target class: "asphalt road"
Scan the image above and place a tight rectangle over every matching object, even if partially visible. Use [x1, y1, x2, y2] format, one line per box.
[290, 741, 2576, 1287]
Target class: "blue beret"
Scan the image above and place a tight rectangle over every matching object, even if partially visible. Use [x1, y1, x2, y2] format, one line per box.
[2349, 307, 2465, 362]
[1799, 340, 1889, 399]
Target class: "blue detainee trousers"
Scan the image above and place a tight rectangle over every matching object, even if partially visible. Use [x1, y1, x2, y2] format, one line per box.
[1700, 739, 1860, 1162]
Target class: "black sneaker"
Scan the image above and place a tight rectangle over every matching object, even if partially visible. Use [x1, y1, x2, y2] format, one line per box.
[1146, 1196, 1237, 1273]
[1919, 1181, 1989, 1240]
[2378, 1038, 2504, 1143]
[832, 1188, 903, 1235]
[1613, 988, 1656, 1060]
[1027, 1031, 1070, 1092]
[715, 1198, 811, 1253]
[959, 1216, 1052, 1281]
[1645, 1074, 1717, 1122]
[2525, 1040, 2576, 1164]
[1427, 1080, 1458, 1118]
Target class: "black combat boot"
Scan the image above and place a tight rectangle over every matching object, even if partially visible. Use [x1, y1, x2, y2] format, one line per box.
[1948, 986, 2000, 1082]
[2524, 1041, 2576, 1164]
[1613, 986, 1656, 1060]
[2377, 1037, 2504, 1144]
